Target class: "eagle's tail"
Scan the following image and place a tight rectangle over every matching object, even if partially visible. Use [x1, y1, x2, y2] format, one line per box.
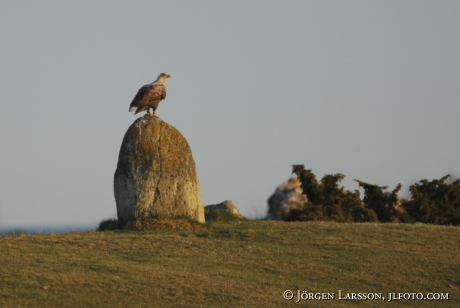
[129, 106, 137, 112]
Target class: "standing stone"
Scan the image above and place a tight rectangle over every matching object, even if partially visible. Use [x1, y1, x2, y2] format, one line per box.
[114, 116, 205, 223]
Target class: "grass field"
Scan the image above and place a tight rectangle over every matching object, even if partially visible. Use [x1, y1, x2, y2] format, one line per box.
[0, 220, 459, 307]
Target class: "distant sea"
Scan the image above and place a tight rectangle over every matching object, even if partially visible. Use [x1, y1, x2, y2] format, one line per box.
[0, 224, 96, 236]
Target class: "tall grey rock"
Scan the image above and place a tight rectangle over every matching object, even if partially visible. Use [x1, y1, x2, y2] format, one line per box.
[114, 116, 205, 223]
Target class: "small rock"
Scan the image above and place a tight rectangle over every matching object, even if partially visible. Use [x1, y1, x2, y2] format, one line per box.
[205, 200, 243, 217]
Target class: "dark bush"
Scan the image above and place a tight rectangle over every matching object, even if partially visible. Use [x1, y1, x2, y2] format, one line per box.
[403, 175, 460, 226]
[285, 165, 459, 226]
[98, 218, 122, 231]
[286, 165, 363, 222]
[355, 180, 402, 222]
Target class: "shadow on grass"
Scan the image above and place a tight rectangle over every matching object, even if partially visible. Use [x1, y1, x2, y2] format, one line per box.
[98, 215, 207, 232]
[205, 209, 247, 223]
[98, 210, 246, 232]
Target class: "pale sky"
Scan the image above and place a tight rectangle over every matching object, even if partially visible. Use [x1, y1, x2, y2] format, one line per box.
[1, 1, 459, 228]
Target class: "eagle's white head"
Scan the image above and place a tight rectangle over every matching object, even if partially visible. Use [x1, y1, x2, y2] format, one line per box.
[153, 72, 171, 85]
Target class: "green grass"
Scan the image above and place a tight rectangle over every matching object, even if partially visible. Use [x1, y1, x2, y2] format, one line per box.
[0, 221, 459, 307]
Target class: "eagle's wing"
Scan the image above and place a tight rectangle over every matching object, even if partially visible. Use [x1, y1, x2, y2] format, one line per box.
[129, 84, 166, 114]
[129, 84, 151, 112]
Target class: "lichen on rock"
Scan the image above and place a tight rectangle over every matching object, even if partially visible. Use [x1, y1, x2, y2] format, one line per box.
[114, 116, 205, 223]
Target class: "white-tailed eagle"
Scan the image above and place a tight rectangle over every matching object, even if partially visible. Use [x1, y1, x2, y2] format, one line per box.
[129, 72, 171, 117]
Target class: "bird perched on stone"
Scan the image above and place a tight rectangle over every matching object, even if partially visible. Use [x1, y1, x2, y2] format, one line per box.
[129, 72, 171, 117]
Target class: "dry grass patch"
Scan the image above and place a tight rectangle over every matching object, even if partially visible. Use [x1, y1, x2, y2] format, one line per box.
[0, 221, 459, 307]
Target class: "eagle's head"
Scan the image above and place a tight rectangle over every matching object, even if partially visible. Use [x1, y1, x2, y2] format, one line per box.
[155, 72, 171, 84]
